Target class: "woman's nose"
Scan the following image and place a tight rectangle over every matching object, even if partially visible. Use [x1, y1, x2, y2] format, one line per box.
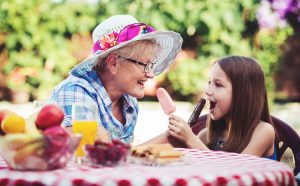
[145, 69, 155, 78]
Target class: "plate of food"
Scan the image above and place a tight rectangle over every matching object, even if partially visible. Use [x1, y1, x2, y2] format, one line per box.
[128, 144, 184, 166]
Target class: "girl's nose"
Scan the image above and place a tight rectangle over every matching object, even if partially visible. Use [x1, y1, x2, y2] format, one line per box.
[205, 85, 212, 96]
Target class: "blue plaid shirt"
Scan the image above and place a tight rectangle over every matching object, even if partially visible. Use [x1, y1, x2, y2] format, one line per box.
[49, 69, 139, 143]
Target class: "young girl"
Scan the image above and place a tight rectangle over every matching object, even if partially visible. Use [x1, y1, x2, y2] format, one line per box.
[168, 55, 276, 159]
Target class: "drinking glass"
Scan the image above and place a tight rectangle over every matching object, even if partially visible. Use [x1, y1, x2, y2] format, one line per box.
[72, 103, 98, 163]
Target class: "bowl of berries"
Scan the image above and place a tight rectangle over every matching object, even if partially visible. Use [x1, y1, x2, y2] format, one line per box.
[85, 139, 131, 167]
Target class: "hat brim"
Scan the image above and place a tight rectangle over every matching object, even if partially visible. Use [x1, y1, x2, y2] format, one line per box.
[71, 31, 182, 76]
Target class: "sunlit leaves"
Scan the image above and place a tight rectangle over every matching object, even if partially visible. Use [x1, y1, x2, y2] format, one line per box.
[0, 0, 96, 98]
[0, 0, 290, 101]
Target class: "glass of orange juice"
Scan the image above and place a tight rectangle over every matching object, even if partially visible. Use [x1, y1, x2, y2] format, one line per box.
[72, 103, 98, 163]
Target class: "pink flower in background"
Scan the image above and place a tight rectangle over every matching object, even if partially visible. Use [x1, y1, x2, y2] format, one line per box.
[10, 67, 25, 84]
[98, 32, 119, 51]
[257, 0, 300, 29]
[9, 67, 38, 84]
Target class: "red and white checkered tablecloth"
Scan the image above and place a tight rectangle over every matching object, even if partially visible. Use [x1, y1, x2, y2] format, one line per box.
[0, 148, 296, 186]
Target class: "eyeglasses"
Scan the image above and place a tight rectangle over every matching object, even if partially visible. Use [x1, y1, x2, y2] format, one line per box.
[118, 56, 156, 73]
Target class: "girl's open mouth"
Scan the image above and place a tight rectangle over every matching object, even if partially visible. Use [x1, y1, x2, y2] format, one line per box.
[209, 100, 216, 112]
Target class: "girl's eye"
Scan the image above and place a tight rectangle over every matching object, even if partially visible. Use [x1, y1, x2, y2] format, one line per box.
[215, 82, 223, 87]
[208, 80, 211, 85]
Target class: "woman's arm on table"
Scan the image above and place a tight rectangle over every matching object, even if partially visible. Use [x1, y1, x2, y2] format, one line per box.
[135, 131, 169, 146]
[136, 123, 209, 149]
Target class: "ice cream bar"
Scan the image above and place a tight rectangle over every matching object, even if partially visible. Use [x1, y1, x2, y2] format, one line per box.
[156, 88, 176, 115]
[187, 98, 206, 126]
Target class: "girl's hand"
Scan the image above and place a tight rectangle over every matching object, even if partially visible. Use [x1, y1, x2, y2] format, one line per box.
[168, 114, 209, 150]
[168, 114, 195, 143]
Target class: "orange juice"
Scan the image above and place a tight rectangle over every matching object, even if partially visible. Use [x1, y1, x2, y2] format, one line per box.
[73, 121, 98, 157]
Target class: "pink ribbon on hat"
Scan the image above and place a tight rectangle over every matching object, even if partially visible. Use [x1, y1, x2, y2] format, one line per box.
[93, 23, 155, 54]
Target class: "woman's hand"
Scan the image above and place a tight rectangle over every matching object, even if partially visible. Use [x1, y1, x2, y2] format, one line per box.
[96, 126, 111, 143]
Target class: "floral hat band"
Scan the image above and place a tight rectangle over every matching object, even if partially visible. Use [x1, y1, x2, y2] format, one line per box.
[92, 23, 156, 54]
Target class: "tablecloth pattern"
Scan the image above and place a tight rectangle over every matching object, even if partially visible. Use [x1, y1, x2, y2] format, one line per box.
[0, 148, 295, 186]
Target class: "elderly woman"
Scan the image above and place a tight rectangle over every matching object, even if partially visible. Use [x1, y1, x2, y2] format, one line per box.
[50, 15, 182, 143]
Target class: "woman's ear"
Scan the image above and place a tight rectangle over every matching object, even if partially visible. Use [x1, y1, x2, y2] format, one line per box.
[106, 54, 119, 74]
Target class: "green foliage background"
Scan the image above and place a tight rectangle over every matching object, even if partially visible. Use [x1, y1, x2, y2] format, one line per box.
[0, 0, 293, 102]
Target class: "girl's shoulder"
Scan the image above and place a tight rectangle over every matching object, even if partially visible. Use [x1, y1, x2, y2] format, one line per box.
[197, 128, 208, 143]
[256, 121, 274, 130]
[253, 121, 275, 139]
[241, 121, 276, 157]
[197, 128, 208, 136]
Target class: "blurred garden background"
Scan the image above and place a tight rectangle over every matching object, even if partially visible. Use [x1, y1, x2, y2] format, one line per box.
[0, 0, 300, 137]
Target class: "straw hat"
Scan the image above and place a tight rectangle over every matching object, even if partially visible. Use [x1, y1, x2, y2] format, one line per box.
[71, 15, 183, 75]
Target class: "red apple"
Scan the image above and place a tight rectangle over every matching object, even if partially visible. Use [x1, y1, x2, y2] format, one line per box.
[43, 126, 69, 150]
[35, 104, 64, 130]
[42, 126, 70, 169]
[0, 109, 12, 135]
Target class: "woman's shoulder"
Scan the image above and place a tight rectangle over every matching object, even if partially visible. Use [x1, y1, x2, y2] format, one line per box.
[52, 79, 91, 95]
[53, 72, 100, 93]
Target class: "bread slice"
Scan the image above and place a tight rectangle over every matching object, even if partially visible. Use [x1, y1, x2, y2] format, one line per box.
[131, 143, 183, 164]
[156, 150, 183, 158]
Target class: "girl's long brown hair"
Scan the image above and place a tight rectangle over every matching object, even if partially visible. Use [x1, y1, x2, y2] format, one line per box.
[206, 56, 273, 153]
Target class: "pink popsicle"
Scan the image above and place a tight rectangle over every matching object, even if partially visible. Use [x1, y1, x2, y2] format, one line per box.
[156, 88, 176, 115]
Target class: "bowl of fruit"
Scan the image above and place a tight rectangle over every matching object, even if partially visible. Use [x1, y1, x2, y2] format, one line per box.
[0, 105, 81, 171]
[85, 139, 131, 167]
